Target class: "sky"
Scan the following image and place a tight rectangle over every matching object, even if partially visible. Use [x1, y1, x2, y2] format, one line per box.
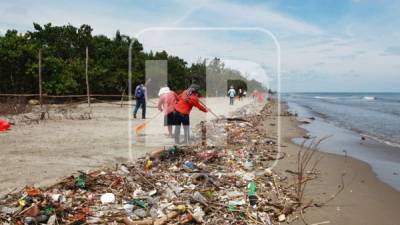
[0, 0, 399, 92]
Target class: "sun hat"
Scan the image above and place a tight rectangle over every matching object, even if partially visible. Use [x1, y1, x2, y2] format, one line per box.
[158, 87, 171, 96]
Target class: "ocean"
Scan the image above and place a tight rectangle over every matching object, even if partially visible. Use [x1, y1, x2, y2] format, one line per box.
[283, 92, 400, 190]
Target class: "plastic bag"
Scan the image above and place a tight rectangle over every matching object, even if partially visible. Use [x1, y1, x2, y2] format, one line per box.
[0, 119, 11, 132]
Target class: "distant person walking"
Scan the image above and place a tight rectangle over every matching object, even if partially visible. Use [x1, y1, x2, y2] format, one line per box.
[238, 88, 243, 101]
[158, 87, 178, 137]
[227, 86, 236, 105]
[252, 90, 258, 99]
[133, 82, 147, 119]
[174, 84, 208, 145]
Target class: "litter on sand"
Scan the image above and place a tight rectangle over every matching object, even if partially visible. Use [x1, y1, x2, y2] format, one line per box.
[0, 102, 317, 224]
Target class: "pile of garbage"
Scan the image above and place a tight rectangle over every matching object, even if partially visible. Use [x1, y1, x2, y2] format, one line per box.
[0, 104, 304, 224]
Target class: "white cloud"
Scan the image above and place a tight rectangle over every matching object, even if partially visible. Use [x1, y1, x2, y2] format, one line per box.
[0, 0, 399, 91]
[199, 1, 323, 35]
[224, 60, 270, 88]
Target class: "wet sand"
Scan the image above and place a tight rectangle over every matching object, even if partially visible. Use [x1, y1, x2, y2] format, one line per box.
[273, 103, 400, 225]
[288, 101, 400, 191]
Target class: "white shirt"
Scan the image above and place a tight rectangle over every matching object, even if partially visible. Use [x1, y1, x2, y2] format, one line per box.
[228, 88, 236, 97]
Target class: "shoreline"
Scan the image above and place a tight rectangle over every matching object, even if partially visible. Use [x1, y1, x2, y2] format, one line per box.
[289, 99, 400, 149]
[287, 101, 400, 191]
[275, 102, 400, 224]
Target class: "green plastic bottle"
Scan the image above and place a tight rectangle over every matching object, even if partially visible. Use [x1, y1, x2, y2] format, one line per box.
[248, 180, 258, 206]
[76, 174, 85, 189]
[248, 180, 256, 196]
[44, 206, 54, 215]
[169, 146, 177, 154]
[130, 199, 149, 208]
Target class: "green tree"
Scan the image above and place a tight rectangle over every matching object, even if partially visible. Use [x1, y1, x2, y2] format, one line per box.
[0, 23, 266, 97]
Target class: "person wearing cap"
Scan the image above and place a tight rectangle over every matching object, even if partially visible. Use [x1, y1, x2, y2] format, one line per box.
[227, 86, 236, 105]
[174, 84, 208, 144]
[157, 86, 178, 137]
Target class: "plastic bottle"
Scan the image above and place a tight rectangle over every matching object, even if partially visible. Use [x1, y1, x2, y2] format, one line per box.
[76, 174, 85, 189]
[248, 180, 258, 206]
[248, 180, 256, 196]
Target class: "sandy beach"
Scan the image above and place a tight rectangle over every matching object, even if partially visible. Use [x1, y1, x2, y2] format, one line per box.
[0, 97, 254, 195]
[273, 103, 400, 225]
[1, 98, 400, 224]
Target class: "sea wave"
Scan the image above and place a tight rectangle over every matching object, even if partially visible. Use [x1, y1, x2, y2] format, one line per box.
[363, 96, 376, 101]
[361, 133, 400, 148]
[287, 93, 400, 151]
[314, 96, 338, 100]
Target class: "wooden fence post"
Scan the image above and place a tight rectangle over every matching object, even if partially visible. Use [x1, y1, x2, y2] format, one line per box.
[85, 46, 91, 107]
[38, 49, 42, 109]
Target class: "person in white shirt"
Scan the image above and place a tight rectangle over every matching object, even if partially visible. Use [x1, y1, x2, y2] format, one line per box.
[227, 86, 236, 105]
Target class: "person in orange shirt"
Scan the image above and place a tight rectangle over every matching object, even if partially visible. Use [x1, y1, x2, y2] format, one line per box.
[157, 86, 178, 137]
[174, 84, 208, 144]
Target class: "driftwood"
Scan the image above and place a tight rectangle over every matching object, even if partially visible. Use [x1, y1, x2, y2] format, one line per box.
[122, 210, 181, 225]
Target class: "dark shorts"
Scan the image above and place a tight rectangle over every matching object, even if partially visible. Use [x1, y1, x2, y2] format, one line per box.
[164, 112, 175, 126]
[174, 111, 190, 126]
